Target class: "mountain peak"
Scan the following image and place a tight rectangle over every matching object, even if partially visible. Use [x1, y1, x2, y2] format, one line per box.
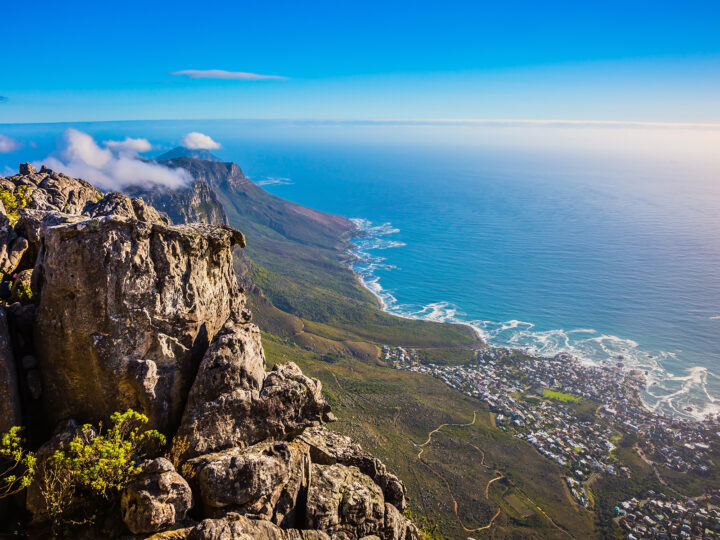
[155, 146, 223, 162]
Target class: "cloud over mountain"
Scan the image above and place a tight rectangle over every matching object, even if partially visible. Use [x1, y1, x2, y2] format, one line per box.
[180, 132, 221, 150]
[171, 69, 287, 80]
[38, 129, 191, 191]
[103, 136, 152, 154]
[0, 134, 20, 153]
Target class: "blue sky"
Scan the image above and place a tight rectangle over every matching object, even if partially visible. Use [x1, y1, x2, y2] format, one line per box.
[1, 0, 719, 123]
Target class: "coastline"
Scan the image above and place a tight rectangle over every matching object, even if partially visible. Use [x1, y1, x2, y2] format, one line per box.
[347, 217, 717, 423]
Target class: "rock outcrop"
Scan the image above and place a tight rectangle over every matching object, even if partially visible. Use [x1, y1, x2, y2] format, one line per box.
[121, 458, 193, 534]
[0, 164, 415, 539]
[34, 216, 245, 432]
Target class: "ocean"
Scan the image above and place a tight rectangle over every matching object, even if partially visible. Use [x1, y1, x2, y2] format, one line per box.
[1, 119, 719, 419]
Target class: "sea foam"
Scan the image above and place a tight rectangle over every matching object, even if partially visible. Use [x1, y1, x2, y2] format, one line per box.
[349, 217, 720, 421]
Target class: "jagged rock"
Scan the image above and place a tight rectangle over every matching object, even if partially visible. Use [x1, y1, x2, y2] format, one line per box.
[120, 458, 192, 535]
[15, 209, 84, 272]
[19, 163, 36, 175]
[0, 307, 21, 432]
[34, 216, 245, 432]
[84, 193, 170, 226]
[383, 503, 418, 540]
[300, 426, 407, 511]
[174, 320, 329, 460]
[184, 440, 310, 525]
[305, 464, 386, 539]
[186, 514, 331, 540]
[0, 236, 28, 274]
[8, 165, 102, 214]
[128, 177, 228, 226]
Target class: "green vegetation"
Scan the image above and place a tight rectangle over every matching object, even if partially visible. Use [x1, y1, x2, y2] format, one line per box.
[543, 389, 582, 403]
[0, 185, 31, 226]
[0, 427, 36, 498]
[0, 409, 165, 535]
[262, 333, 595, 538]
[16, 280, 33, 303]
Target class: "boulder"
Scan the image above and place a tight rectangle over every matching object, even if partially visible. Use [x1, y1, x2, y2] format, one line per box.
[174, 320, 329, 460]
[305, 464, 385, 539]
[0, 307, 21, 432]
[33, 216, 245, 432]
[0, 236, 28, 274]
[84, 192, 170, 226]
[184, 440, 310, 526]
[120, 458, 192, 534]
[300, 426, 406, 510]
[186, 514, 331, 540]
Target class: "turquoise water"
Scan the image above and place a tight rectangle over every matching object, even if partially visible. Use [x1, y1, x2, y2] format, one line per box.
[1, 120, 719, 418]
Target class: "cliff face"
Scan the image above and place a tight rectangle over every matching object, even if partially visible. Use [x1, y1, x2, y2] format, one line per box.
[0, 164, 417, 540]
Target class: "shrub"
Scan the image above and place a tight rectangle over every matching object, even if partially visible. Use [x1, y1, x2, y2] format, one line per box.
[0, 185, 32, 226]
[0, 426, 36, 498]
[1, 409, 166, 535]
[46, 409, 165, 499]
[16, 280, 32, 303]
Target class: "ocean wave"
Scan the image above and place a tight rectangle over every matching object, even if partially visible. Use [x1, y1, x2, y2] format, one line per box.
[349, 217, 719, 421]
[254, 176, 294, 186]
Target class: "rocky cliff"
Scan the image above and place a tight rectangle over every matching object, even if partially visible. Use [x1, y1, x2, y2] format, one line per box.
[0, 163, 417, 540]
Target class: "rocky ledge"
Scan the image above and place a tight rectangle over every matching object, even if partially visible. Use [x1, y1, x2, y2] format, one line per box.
[0, 164, 417, 539]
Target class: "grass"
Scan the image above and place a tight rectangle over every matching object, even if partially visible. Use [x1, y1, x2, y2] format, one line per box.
[262, 333, 596, 539]
[543, 389, 582, 403]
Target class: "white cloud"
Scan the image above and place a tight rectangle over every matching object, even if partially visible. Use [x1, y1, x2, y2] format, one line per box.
[37, 128, 191, 191]
[181, 132, 221, 150]
[103, 136, 152, 154]
[0, 134, 20, 153]
[171, 69, 287, 81]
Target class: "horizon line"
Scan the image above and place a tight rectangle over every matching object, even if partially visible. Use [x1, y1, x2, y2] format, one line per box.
[2, 117, 720, 130]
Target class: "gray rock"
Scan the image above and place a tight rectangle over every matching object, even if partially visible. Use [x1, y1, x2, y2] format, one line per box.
[186, 514, 330, 540]
[34, 216, 245, 432]
[120, 458, 193, 534]
[300, 426, 407, 511]
[174, 320, 329, 460]
[184, 440, 310, 526]
[305, 464, 385, 539]
[19, 163, 36, 175]
[1, 236, 29, 274]
[0, 307, 21, 432]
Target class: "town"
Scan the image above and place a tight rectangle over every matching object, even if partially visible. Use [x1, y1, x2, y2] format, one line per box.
[389, 344, 720, 532]
[617, 489, 720, 539]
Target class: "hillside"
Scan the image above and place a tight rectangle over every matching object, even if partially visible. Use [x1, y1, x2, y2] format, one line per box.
[140, 154, 480, 363]
[132, 152, 604, 539]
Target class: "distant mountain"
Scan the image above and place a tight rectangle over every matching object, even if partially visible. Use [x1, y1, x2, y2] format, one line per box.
[155, 146, 223, 162]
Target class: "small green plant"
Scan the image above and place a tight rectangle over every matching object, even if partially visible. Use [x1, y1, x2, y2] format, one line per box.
[0, 409, 166, 535]
[49, 409, 165, 499]
[0, 185, 32, 226]
[0, 426, 37, 498]
[16, 280, 33, 302]
[403, 508, 441, 539]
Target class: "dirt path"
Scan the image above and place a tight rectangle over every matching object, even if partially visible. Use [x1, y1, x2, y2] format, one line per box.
[410, 411, 505, 534]
[413, 411, 477, 459]
[485, 473, 505, 499]
[516, 488, 576, 539]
